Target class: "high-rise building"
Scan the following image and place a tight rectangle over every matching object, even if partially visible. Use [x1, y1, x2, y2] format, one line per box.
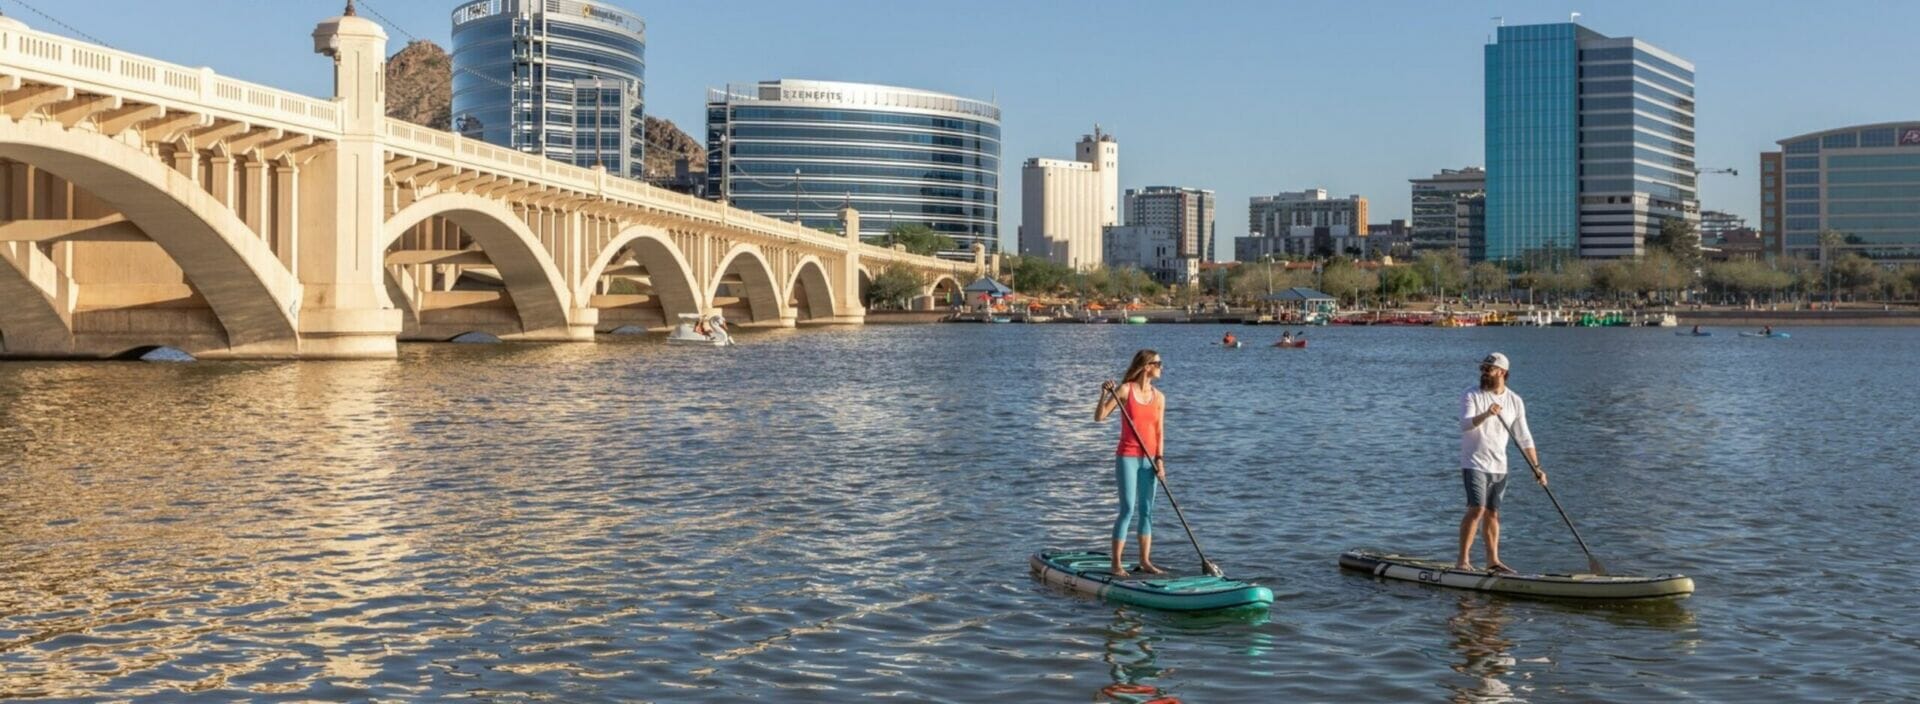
[1761, 122, 1920, 262]
[1759, 151, 1784, 255]
[1410, 167, 1487, 260]
[1698, 210, 1746, 242]
[1237, 190, 1369, 260]
[1102, 225, 1183, 284]
[1020, 127, 1118, 268]
[451, 0, 647, 178]
[1125, 186, 1216, 265]
[705, 80, 1001, 258]
[1484, 22, 1697, 262]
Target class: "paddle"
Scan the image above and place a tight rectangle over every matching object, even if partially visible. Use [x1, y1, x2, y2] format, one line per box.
[1498, 414, 1607, 575]
[1103, 383, 1225, 578]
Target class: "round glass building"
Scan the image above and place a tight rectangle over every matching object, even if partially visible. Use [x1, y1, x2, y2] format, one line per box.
[451, 0, 646, 178]
[706, 80, 1001, 258]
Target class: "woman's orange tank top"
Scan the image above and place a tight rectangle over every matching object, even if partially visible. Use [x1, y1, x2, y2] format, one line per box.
[1116, 383, 1164, 458]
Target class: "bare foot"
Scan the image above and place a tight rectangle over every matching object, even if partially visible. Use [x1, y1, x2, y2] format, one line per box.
[1137, 563, 1169, 575]
[1488, 562, 1517, 575]
[1453, 562, 1476, 572]
[1109, 568, 1132, 578]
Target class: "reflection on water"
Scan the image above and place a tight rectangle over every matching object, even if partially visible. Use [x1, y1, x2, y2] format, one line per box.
[2, 326, 1918, 700]
[1100, 609, 1175, 703]
[1445, 595, 1522, 703]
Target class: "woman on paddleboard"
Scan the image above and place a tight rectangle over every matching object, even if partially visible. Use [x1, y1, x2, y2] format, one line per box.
[1095, 350, 1169, 577]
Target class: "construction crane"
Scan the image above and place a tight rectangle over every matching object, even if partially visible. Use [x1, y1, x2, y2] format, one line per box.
[1696, 167, 1738, 176]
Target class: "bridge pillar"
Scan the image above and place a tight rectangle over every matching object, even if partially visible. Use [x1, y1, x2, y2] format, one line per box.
[301, 8, 402, 358]
[835, 207, 866, 323]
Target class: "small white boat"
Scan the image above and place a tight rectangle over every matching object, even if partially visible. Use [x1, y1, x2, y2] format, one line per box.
[668, 313, 735, 346]
[1654, 313, 1679, 327]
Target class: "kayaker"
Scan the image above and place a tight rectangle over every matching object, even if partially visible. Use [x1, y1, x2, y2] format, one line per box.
[1456, 352, 1546, 574]
[1763, 325, 1773, 336]
[1692, 325, 1701, 334]
[1222, 331, 1237, 346]
[1095, 350, 1169, 578]
[1280, 331, 1293, 346]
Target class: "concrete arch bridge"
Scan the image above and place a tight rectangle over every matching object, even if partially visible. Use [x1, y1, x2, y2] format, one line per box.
[0, 11, 980, 359]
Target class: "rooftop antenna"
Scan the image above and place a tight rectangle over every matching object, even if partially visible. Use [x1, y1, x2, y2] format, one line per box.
[345, 0, 356, 16]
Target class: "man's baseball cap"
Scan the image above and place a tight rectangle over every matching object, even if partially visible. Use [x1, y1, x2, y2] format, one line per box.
[1482, 352, 1510, 371]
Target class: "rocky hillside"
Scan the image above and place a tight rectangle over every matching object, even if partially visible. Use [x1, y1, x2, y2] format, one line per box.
[643, 115, 704, 181]
[385, 40, 451, 131]
[383, 40, 704, 183]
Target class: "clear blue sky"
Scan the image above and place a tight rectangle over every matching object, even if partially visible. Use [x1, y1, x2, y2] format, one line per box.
[29, 0, 1920, 255]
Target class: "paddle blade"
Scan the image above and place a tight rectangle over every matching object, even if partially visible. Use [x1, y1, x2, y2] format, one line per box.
[1202, 560, 1225, 578]
[1588, 557, 1608, 576]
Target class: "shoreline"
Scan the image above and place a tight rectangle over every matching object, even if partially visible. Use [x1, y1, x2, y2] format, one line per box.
[899, 308, 1920, 327]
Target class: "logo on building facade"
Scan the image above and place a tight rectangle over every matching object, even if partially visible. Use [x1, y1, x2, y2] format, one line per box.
[781, 90, 845, 103]
[1900, 128, 1920, 146]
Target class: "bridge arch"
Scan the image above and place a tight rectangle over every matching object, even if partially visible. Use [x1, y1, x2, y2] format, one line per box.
[927, 274, 963, 309]
[383, 193, 571, 338]
[710, 243, 787, 326]
[578, 224, 703, 331]
[0, 117, 299, 353]
[787, 255, 836, 322]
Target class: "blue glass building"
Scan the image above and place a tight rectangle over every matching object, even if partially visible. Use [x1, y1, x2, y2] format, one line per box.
[450, 0, 646, 178]
[706, 80, 1001, 259]
[1485, 23, 1696, 263]
[1767, 123, 1920, 262]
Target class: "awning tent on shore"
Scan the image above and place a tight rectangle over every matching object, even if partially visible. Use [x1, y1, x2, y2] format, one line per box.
[1263, 287, 1335, 303]
[963, 277, 1014, 297]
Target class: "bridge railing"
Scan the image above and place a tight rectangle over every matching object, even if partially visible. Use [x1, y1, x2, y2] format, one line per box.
[383, 118, 959, 272]
[0, 22, 340, 134]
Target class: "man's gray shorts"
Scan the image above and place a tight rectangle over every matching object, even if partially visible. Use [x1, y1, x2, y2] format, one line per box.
[1462, 468, 1509, 511]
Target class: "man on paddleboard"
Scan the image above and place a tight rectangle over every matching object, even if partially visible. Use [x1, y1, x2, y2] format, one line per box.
[1456, 352, 1546, 574]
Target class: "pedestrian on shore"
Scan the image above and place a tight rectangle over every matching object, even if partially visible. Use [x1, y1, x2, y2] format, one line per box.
[1456, 352, 1546, 574]
[1094, 350, 1169, 578]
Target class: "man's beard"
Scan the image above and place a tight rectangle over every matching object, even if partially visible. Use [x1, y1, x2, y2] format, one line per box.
[1480, 372, 1501, 391]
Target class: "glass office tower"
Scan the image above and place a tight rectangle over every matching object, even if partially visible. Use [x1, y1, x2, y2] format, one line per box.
[451, 0, 646, 178]
[707, 79, 1001, 259]
[1766, 123, 1920, 262]
[1485, 23, 1696, 262]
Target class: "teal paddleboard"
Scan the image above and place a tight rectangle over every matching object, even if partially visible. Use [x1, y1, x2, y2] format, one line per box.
[1030, 550, 1273, 613]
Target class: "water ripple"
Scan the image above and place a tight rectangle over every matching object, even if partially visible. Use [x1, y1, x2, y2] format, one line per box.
[2, 326, 1917, 699]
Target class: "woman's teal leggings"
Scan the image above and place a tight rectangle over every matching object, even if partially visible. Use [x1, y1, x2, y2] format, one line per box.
[1112, 455, 1158, 541]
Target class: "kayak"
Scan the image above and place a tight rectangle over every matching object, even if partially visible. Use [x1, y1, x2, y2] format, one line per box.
[1674, 331, 1712, 336]
[1738, 331, 1790, 338]
[1217, 340, 1243, 348]
[1274, 340, 1307, 348]
[1338, 549, 1693, 600]
[1030, 550, 1273, 612]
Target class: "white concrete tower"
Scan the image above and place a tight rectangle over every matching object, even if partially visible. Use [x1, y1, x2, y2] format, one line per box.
[305, 0, 404, 357]
[1075, 125, 1119, 227]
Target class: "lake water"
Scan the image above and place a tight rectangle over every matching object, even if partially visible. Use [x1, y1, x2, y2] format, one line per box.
[2, 325, 1916, 701]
